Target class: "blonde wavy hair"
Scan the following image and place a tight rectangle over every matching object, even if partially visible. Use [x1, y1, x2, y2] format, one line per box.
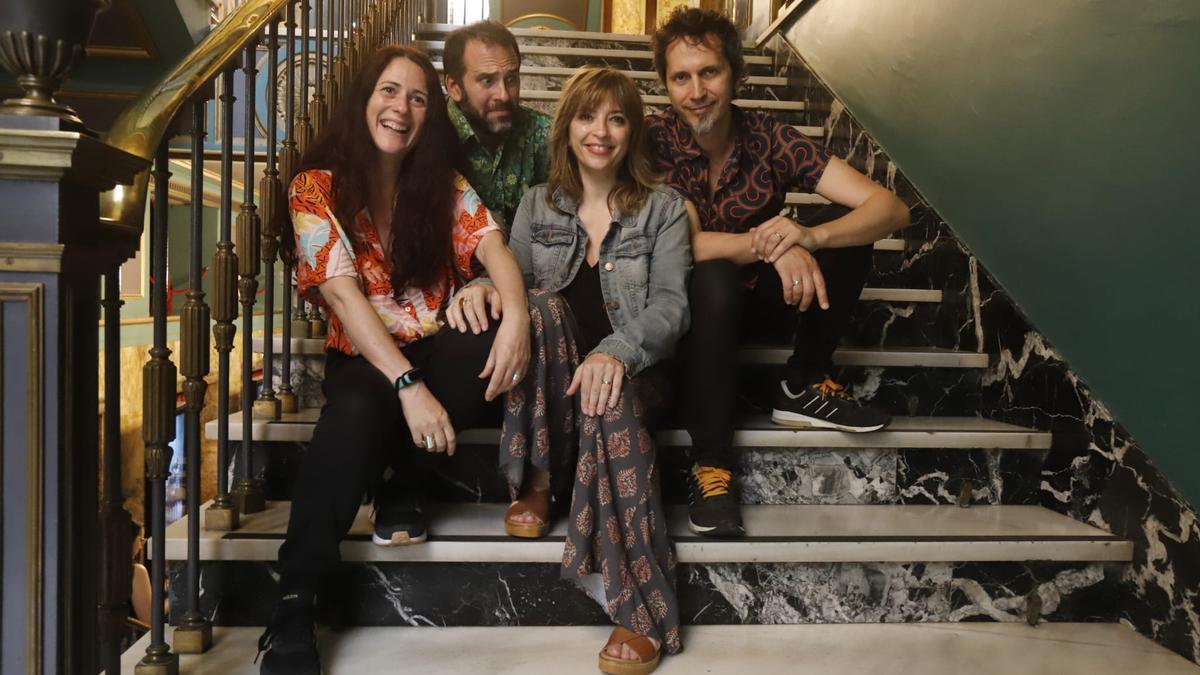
[546, 67, 660, 216]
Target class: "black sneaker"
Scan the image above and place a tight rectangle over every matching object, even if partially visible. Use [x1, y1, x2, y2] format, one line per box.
[257, 590, 321, 675]
[686, 464, 744, 537]
[771, 378, 891, 432]
[370, 493, 428, 546]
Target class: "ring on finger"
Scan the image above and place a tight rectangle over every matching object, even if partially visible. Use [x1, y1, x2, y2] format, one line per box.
[512, 372, 520, 382]
[462, 297, 471, 305]
[601, 378, 612, 386]
[423, 434, 434, 450]
[772, 232, 783, 240]
[791, 279, 800, 287]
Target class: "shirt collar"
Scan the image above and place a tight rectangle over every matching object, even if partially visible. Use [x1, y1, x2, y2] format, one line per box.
[551, 187, 638, 228]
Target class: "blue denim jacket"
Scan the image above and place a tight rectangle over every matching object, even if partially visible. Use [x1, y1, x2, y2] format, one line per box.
[509, 184, 692, 376]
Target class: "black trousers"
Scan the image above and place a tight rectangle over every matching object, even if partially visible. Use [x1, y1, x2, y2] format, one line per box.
[681, 212, 873, 468]
[278, 325, 499, 589]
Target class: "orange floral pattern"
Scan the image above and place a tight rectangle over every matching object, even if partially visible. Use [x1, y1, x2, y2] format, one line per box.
[289, 169, 499, 355]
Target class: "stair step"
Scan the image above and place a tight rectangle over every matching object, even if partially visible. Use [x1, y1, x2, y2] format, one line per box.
[415, 40, 775, 65]
[163, 502, 1129, 564]
[417, 23, 761, 50]
[123, 623, 1200, 675]
[431, 62, 790, 87]
[521, 88, 806, 112]
[208, 409, 1046, 447]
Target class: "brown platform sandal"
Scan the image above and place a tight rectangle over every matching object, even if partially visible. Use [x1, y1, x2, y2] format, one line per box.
[598, 626, 661, 675]
[503, 485, 550, 538]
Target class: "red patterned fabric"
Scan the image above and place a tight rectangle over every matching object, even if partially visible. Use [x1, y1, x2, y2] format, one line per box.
[289, 169, 499, 355]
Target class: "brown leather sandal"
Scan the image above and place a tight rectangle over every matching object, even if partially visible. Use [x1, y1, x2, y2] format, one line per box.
[503, 485, 551, 538]
[598, 625, 661, 675]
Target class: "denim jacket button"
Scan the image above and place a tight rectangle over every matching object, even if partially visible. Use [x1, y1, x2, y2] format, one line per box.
[603, 261, 614, 271]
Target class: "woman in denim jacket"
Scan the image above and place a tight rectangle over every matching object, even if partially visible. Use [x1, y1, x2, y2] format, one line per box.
[449, 67, 691, 674]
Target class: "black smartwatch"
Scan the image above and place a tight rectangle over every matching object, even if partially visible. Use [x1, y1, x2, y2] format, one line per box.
[393, 367, 423, 393]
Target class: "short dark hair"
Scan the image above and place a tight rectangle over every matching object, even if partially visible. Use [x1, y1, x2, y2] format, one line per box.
[652, 8, 745, 87]
[443, 20, 521, 83]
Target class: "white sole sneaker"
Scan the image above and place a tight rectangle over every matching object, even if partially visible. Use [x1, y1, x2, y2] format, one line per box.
[371, 530, 428, 546]
[771, 408, 887, 433]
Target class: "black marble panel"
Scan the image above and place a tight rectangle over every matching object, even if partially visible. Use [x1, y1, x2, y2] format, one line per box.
[896, 448, 1046, 506]
[171, 559, 1119, 628]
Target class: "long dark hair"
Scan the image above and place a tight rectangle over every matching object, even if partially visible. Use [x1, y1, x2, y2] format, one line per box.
[278, 45, 461, 293]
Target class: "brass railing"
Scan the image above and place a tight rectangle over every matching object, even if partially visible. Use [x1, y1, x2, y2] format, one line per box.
[97, 0, 420, 671]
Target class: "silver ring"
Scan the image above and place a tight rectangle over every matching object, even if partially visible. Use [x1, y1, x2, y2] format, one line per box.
[462, 297, 471, 305]
[512, 373, 520, 382]
[772, 232, 783, 240]
[601, 379, 612, 386]
[423, 434, 434, 449]
[791, 279, 800, 287]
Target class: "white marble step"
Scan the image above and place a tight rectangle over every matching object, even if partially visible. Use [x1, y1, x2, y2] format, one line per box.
[417, 22, 761, 50]
[205, 412, 1051, 448]
[415, 40, 775, 65]
[521, 88, 807, 112]
[121, 623, 1200, 675]
[162, 501, 1129, 564]
[431, 61, 791, 87]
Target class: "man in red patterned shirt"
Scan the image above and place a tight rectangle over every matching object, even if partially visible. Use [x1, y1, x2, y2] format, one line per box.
[648, 8, 910, 538]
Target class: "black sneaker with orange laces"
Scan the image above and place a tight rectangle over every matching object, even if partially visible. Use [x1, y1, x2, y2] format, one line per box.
[771, 377, 891, 432]
[687, 464, 745, 537]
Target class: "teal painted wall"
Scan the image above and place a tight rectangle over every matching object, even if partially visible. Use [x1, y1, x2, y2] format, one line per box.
[781, 1, 1200, 501]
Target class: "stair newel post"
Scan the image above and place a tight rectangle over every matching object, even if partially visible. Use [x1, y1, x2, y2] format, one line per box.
[205, 65, 241, 532]
[232, 40, 267, 516]
[297, 0, 314, 154]
[173, 97, 215, 655]
[135, 140, 180, 675]
[311, 0, 327, 133]
[255, 16, 284, 423]
[278, 0, 301, 414]
[98, 268, 133, 675]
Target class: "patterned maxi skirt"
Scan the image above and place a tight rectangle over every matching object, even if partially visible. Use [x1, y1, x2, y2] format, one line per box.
[499, 289, 682, 655]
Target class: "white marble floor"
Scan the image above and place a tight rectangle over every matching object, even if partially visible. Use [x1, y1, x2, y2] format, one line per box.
[121, 623, 1200, 674]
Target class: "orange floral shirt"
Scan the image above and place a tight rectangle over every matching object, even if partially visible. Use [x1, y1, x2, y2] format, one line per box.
[289, 169, 499, 355]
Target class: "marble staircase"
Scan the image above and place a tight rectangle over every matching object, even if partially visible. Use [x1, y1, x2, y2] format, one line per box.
[149, 23, 1200, 674]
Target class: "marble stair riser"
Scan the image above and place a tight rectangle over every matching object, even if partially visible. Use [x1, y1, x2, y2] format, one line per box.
[166, 559, 1120, 628]
[238, 442, 1045, 507]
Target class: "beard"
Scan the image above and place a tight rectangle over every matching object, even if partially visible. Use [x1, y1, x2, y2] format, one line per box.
[459, 97, 516, 136]
[690, 105, 722, 136]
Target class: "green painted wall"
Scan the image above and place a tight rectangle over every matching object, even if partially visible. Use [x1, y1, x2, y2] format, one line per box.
[781, 1, 1200, 501]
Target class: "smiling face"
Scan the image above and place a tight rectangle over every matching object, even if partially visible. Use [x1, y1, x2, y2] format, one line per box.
[365, 57, 429, 160]
[445, 39, 521, 139]
[568, 96, 630, 178]
[663, 34, 733, 136]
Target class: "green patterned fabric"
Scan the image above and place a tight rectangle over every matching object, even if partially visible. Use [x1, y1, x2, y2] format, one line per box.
[449, 98, 552, 229]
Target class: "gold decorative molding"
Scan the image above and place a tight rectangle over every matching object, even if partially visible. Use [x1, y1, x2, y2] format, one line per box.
[85, 46, 156, 61]
[0, 282, 46, 675]
[506, 13, 582, 30]
[0, 243, 65, 273]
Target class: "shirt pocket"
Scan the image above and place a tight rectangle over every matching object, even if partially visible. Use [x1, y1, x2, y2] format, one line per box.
[530, 224, 576, 287]
[612, 234, 653, 312]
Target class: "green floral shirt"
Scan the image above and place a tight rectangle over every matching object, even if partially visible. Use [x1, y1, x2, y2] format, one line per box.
[449, 98, 552, 230]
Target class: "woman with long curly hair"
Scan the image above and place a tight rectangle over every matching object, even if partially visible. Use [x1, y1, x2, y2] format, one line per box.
[450, 67, 692, 674]
[257, 45, 529, 675]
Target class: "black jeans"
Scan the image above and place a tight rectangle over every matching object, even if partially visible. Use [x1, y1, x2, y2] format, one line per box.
[681, 212, 873, 469]
[278, 325, 499, 589]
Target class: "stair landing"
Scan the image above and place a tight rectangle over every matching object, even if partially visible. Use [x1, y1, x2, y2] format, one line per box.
[121, 623, 1200, 674]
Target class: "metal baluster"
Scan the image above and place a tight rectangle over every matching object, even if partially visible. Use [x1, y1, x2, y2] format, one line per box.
[174, 97, 215, 654]
[311, 0, 327, 133]
[98, 267, 132, 675]
[233, 40, 266, 516]
[278, 0, 301, 414]
[135, 140, 180, 675]
[256, 16, 284, 423]
[297, 0, 313, 153]
[328, 0, 344, 107]
[206, 67, 241, 532]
